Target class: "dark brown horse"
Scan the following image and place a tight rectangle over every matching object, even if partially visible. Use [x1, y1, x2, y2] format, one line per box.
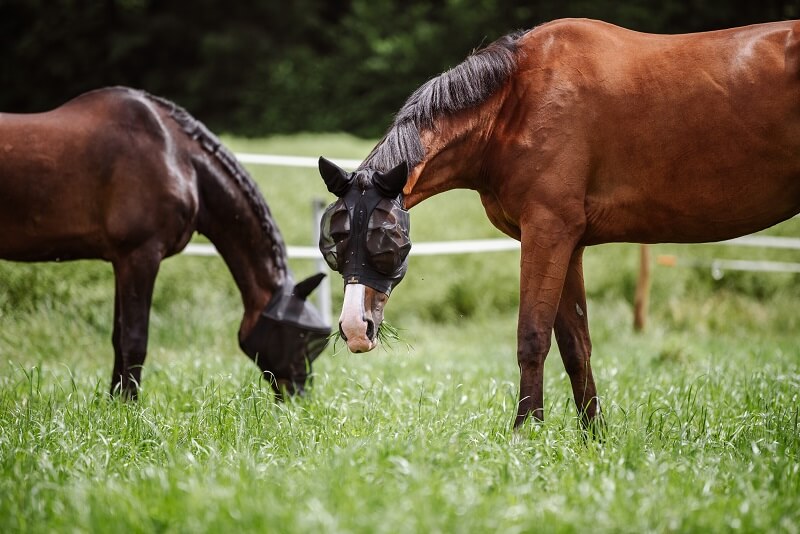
[0, 86, 330, 399]
[319, 19, 800, 429]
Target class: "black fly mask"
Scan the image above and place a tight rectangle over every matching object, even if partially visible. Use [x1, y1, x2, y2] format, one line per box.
[239, 272, 331, 397]
[318, 157, 411, 295]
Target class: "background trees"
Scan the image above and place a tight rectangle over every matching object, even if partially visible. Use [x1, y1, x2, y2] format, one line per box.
[1, 0, 797, 136]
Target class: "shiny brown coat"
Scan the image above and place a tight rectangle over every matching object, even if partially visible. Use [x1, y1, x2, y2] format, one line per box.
[0, 87, 314, 397]
[336, 19, 800, 429]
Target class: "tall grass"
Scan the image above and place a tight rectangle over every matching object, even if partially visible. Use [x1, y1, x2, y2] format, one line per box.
[1, 133, 798, 532]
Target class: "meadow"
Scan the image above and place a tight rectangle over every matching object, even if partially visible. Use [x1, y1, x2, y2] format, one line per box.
[1, 134, 798, 533]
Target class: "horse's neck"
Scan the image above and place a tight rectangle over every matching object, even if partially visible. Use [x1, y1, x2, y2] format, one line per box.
[194, 159, 288, 335]
[144, 92, 287, 339]
[403, 94, 505, 209]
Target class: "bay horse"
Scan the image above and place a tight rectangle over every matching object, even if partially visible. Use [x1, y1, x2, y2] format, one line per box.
[318, 19, 800, 429]
[0, 86, 330, 400]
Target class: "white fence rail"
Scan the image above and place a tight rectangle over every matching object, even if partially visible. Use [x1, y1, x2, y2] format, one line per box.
[184, 237, 524, 259]
[720, 234, 800, 250]
[235, 153, 362, 169]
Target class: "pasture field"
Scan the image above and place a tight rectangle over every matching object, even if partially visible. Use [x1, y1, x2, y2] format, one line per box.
[1, 134, 799, 533]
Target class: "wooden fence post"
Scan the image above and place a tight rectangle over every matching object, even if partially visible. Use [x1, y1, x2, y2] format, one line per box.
[633, 244, 651, 332]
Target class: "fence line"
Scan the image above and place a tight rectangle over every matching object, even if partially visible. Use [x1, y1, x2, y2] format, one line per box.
[235, 153, 362, 169]
[184, 238, 524, 261]
[228, 152, 800, 261]
[183, 243, 321, 259]
[186, 234, 800, 259]
[719, 235, 800, 250]
[651, 235, 800, 276]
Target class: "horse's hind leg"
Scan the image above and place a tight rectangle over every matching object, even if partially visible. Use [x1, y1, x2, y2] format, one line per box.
[553, 247, 603, 435]
[109, 248, 161, 399]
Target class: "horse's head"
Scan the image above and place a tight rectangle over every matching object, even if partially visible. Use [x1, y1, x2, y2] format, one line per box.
[239, 273, 330, 398]
[317, 157, 411, 353]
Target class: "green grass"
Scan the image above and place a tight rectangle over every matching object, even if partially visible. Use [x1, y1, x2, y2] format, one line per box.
[1, 133, 799, 533]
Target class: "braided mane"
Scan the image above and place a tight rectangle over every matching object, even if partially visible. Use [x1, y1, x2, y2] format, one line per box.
[359, 30, 527, 173]
[143, 92, 288, 274]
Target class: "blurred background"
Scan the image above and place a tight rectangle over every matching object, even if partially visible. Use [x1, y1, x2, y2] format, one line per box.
[1, 0, 798, 137]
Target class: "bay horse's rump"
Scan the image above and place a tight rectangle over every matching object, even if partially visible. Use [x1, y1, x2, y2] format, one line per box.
[0, 87, 197, 262]
[496, 19, 800, 246]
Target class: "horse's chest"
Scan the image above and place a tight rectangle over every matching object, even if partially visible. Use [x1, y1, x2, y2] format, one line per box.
[478, 192, 521, 240]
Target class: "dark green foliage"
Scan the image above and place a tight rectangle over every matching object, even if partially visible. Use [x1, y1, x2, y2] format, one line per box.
[2, 0, 797, 136]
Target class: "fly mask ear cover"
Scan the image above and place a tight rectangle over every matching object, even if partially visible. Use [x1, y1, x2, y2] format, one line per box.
[318, 159, 411, 295]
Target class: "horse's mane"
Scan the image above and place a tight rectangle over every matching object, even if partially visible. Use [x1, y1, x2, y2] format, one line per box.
[359, 30, 527, 173]
[143, 91, 288, 274]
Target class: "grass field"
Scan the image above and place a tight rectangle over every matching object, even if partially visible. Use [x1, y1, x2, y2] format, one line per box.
[1, 134, 799, 533]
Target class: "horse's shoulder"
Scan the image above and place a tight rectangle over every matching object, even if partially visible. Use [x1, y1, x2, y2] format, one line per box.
[478, 190, 521, 240]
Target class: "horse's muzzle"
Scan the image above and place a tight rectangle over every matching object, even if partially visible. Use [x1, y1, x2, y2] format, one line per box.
[339, 318, 377, 353]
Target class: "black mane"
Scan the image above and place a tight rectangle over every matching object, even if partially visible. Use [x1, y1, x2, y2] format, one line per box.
[359, 30, 527, 173]
[144, 91, 288, 274]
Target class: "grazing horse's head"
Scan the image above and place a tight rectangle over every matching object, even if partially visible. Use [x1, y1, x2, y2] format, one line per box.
[239, 273, 331, 398]
[317, 157, 411, 353]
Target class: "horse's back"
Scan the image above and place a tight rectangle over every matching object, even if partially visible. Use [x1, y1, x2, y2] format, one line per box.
[502, 19, 800, 244]
[0, 87, 198, 262]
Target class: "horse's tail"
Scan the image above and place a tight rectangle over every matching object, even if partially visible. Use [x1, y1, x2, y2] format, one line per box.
[142, 91, 289, 273]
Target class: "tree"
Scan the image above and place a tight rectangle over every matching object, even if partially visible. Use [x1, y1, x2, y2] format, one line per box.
[1, 0, 797, 136]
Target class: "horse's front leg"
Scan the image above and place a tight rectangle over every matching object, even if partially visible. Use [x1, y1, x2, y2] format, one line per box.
[109, 248, 161, 399]
[515, 212, 581, 428]
[553, 247, 602, 434]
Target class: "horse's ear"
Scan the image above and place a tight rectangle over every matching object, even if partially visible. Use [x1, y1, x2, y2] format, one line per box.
[373, 161, 409, 198]
[292, 272, 326, 300]
[319, 157, 353, 197]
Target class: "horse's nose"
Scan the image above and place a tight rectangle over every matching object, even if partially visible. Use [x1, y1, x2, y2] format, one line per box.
[340, 284, 378, 352]
[339, 318, 377, 353]
[272, 378, 307, 400]
[272, 378, 293, 401]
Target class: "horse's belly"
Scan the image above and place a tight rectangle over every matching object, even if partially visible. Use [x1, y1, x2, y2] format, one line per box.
[584, 170, 800, 244]
[584, 99, 800, 243]
[0, 175, 107, 261]
[0, 219, 108, 261]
